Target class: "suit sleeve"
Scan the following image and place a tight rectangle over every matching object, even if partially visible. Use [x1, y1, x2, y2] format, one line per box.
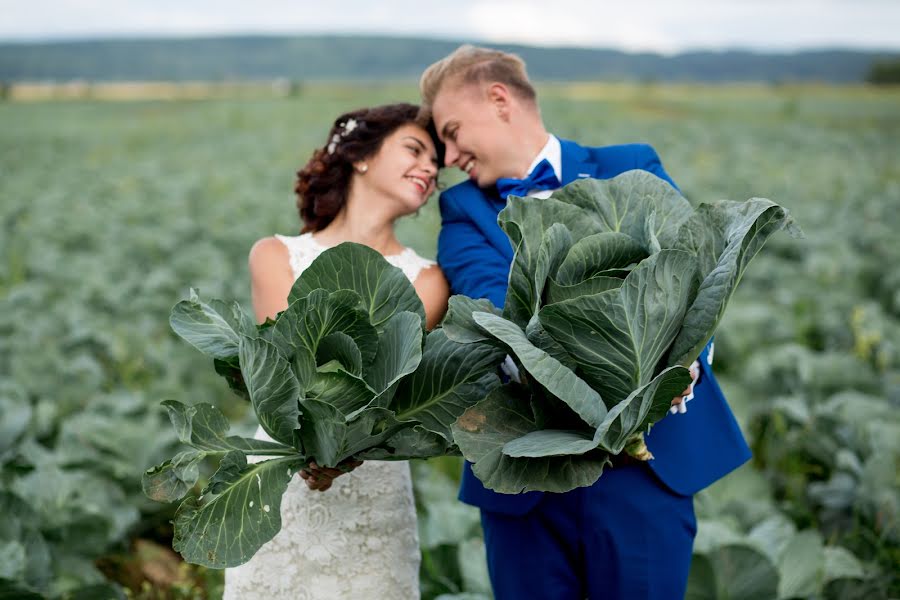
[437, 190, 509, 310]
[634, 144, 681, 193]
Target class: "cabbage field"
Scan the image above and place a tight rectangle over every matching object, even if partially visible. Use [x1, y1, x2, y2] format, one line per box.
[2, 82, 898, 599]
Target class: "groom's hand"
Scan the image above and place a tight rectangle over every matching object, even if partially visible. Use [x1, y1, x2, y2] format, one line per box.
[299, 460, 364, 492]
[670, 361, 701, 414]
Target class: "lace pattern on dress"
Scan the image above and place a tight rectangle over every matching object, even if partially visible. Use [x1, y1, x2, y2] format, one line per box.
[223, 458, 420, 599]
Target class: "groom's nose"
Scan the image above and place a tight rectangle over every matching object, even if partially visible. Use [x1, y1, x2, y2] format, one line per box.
[443, 141, 460, 168]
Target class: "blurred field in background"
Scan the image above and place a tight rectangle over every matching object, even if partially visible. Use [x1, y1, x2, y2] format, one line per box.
[2, 81, 898, 599]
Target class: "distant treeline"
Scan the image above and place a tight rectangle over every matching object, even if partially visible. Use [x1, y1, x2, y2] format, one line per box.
[1, 35, 897, 83]
[867, 59, 900, 84]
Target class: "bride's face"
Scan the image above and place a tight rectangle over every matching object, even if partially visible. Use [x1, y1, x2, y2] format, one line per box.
[360, 123, 439, 216]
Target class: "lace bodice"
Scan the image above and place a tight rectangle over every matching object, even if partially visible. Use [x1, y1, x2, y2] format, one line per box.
[223, 233, 425, 600]
[274, 232, 435, 282]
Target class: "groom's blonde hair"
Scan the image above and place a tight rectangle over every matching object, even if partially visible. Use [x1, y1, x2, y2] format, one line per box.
[419, 45, 537, 111]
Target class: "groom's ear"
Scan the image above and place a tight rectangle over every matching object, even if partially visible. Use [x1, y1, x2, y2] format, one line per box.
[486, 83, 512, 122]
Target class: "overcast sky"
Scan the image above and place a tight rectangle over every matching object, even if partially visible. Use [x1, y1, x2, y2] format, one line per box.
[2, 0, 898, 53]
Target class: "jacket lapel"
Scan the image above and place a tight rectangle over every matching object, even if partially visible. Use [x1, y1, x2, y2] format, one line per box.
[559, 138, 598, 185]
[463, 183, 515, 263]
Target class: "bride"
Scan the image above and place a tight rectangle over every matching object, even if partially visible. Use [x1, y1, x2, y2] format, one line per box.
[223, 103, 448, 599]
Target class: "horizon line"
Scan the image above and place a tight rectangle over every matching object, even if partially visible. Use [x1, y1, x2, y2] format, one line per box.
[1, 31, 898, 56]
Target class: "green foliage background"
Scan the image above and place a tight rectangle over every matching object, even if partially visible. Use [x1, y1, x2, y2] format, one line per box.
[1, 82, 898, 598]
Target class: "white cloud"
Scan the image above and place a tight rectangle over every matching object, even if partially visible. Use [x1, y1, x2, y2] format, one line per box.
[464, 1, 677, 52]
[0, 0, 897, 51]
[464, 0, 900, 52]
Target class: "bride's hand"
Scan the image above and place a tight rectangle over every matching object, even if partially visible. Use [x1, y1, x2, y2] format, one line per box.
[299, 459, 364, 492]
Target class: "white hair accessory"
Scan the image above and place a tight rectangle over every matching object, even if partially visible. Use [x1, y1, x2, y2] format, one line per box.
[327, 118, 361, 154]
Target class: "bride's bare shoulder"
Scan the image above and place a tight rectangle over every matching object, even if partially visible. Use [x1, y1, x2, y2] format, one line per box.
[248, 236, 292, 275]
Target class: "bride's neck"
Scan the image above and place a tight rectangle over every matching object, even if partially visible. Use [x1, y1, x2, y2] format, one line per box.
[314, 192, 401, 256]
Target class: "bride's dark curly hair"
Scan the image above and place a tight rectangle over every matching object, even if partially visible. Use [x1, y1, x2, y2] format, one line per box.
[295, 103, 444, 233]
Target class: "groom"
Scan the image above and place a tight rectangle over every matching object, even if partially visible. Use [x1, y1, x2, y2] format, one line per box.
[421, 45, 751, 599]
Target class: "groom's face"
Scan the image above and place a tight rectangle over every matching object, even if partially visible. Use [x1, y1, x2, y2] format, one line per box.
[430, 81, 520, 187]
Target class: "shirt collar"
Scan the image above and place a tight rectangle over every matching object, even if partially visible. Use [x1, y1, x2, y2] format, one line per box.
[525, 134, 562, 181]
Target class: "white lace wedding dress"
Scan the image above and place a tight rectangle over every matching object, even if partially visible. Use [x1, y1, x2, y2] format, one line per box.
[223, 232, 435, 600]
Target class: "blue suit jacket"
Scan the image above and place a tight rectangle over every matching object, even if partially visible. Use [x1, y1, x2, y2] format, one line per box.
[437, 139, 752, 515]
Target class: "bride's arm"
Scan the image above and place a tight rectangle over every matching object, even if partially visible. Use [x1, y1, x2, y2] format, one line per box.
[248, 237, 294, 323]
[414, 264, 450, 330]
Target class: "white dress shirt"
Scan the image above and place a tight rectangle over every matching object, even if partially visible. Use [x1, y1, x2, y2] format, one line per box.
[523, 134, 562, 199]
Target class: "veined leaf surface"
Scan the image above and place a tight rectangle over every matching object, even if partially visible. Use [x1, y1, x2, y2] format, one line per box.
[289, 242, 425, 330]
[172, 453, 302, 568]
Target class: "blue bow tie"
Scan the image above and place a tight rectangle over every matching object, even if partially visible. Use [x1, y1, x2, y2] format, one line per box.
[496, 159, 561, 200]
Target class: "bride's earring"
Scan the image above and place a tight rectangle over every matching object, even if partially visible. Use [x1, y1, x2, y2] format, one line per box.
[356, 163, 368, 174]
